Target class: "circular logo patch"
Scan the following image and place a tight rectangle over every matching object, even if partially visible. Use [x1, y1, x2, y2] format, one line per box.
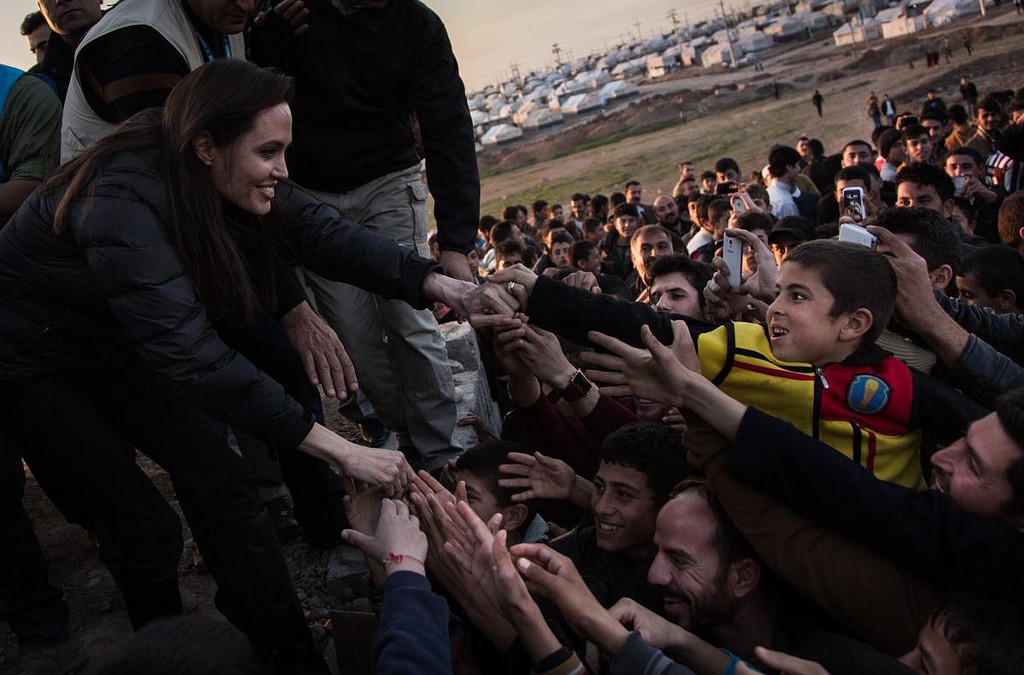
[846, 375, 891, 415]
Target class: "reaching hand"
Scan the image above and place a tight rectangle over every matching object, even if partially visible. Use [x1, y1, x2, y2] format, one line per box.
[342, 498, 426, 576]
[741, 647, 830, 675]
[341, 477, 384, 537]
[253, 0, 311, 36]
[456, 415, 500, 445]
[439, 250, 474, 283]
[488, 264, 540, 309]
[559, 270, 602, 294]
[498, 451, 576, 502]
[512, 325, 577, 390]
[337, 444, 412, 497]
[280, 301, 358, 400]
[582, 325, 693, 406]
[609, 598, 692, 653]
[866, 225, 941, 331]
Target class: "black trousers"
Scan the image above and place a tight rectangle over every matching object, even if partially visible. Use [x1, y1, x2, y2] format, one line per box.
[0, 363, 328, 674]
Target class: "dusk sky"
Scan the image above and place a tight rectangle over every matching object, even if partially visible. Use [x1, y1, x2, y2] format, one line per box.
[2, 0, 723, 90]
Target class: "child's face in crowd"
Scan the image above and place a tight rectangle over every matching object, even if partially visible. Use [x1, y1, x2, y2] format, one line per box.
[955, 273, 1007, 313]
[651, 272, 702, 319]
[497, 254, 523, 270]
[590, 462, 658, 558]
[550, 241, 571, 268]
[647, 493, 736, 632]
[456, 470, 505, 525]
[767, 261, 858, 366]
[615, 215, 639, 241]
[467, 249, 480, 277]
[930, 414, 1023, 523]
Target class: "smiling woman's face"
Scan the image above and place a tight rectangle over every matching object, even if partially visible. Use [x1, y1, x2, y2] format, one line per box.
[207, 103, 292, 215]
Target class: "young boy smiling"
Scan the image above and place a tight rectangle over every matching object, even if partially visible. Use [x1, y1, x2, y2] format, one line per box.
[515, 239, 983, 490]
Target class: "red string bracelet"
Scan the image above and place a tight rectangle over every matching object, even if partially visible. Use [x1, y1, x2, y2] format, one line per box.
[381, 551, 424, 566]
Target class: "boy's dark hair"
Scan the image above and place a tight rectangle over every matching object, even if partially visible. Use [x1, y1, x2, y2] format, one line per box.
[21, 11, 47, 36]
[89, 615, 270, 675]
[901, 124, 929, 144]
[743, 184, 771, 210]
[598, 422, 690, 506]
[921, 109, 948, 124]
[479, 214, 499, 233]
[707, 198, 731, 224]
[699, 169, 717, 182]
[541, 218, 566, 238]
[570, 239, 596, 267]
[733, 211, 774, 235]
[501, 205, 519, 221]
[999, 194, 1024, 248]
[590, 194, 608, 213]
[996, 389, 1024, 521]
[714, 157, 740, 175]
[875, 206, 962, 274]
[490, 220, 518, 245]
[454, 442, 537, 522]
[959, 245, 1024, 311]
[948, 103, 970, 126]
[614, 203, 640, 219]
[495, 240, 524, 262]
[549, 231, 574, 248]
[896, 162, 956, 202]
[879, 128, 903, 160]
[784, 240, 896, 348]
[842, 139, 874, 157]
[694, 194, 715, 225]
[582, 216, 604, 236]
[978, 95, 1003, 115]
[929, 595, 1024, 674]
[767, 146, 801, 178]
[532, 199, 548, 214]
[947, 145, 983, 166]
[625, 179, 641, 191]
[835, 165, 871, 186]
[807, 138, 825, 159]
[610, 192, 627, 208]
[571, 192, 590, 203]
[648, 254, 715, 310]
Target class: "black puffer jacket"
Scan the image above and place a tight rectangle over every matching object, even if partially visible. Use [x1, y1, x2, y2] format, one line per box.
[0, 148, 438, 449]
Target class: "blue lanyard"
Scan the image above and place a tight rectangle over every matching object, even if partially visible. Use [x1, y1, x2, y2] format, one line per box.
[193, 28, 231, 62]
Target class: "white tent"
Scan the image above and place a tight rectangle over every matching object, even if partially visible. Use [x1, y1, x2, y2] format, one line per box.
[925, 0, 982, 25]
[599, 80, 640, 100]
[562, 92, 606, 114]
[611, 60, 645, 79]
[736, 32, 774, 52]
[832, 19, 882, 46]
[520, 109, 565, 129]
[480, 124, 523, 145]
[701, 44, 735, 67]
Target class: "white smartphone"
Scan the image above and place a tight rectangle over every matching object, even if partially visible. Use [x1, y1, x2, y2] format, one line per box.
[952, 176, 967, 198]
[838, 222, 877, 249]
[723, 234, 743, 287]
[841, 186, 866, 223]
[731, 195, 748, 214]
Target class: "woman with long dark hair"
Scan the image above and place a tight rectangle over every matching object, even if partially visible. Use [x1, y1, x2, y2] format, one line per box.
[0, 59, 513, 673]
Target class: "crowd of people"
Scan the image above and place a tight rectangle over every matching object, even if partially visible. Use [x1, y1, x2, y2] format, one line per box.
[4, 1, 1024, 675]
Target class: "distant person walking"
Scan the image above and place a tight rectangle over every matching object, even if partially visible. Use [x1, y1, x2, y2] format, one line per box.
[812, 89, 824, 117]
[943, 37, 953, 63]
[882, 93, 897, 125]
[960, 75, 979, 117]
[867, 91, 882, 128]
[962, 33, 973, 55]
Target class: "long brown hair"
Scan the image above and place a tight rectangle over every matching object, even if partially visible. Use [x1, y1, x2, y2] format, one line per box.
[49, 60, 295, 324]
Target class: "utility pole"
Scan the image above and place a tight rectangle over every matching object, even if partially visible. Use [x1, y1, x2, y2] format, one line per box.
[551, 43, 562, 69]
[634, 19, 642, 43]
[718, 0, 737, 68]
[510, 63, 521, 89]
[668, 9, 681, 46]
[845, 15, 859, 59]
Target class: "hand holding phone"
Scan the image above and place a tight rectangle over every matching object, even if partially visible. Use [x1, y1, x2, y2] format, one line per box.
[838, 222, 877, 249]
[841, 187, 866, 223]
[723, 233, 743, 287]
